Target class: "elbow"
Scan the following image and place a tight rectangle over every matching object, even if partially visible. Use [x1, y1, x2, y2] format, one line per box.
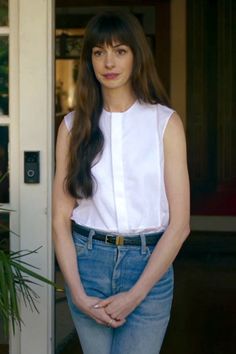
[52, 212, 60, 235]
[176, 224, 190, 247]
[52, 218, 61, 243]
[52, 213, 71, 243]
[182, 223, 191, 242]
[168, 220, 191, 245]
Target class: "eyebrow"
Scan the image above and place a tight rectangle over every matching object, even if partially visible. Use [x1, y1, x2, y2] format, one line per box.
[93, 43, 126, 49]
[113, 43, 125, 48]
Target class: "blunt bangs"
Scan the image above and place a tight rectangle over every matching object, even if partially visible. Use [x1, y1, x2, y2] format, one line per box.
[86, 13, 135, 50]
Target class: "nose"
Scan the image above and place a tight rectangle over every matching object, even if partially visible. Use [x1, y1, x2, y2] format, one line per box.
[104, 52, 115, 69]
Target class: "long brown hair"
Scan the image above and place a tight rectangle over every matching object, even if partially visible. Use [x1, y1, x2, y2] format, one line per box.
[66, 10, 169, 199]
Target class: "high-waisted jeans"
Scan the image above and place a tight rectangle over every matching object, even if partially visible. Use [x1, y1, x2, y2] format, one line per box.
[66, 227, 174, 354]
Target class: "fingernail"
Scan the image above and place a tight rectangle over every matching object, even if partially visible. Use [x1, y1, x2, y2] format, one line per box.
[93, 304, 100, 308]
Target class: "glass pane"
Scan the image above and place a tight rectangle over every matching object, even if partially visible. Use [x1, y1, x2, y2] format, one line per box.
[0, 126, 9, 203]
[0, 0, 8, 26]
[0, 212, 9, 354]
[56, 59, 77, 113]
[0, 36, 9, 115]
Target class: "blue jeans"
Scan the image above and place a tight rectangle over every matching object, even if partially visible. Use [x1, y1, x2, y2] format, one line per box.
[66, 228, 174, 354]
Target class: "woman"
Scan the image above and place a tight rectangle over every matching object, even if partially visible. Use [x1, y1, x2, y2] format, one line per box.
[53, 10, 190, 354]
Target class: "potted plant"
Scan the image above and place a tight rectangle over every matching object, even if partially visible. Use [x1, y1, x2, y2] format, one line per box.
[0, 172, 59, 335]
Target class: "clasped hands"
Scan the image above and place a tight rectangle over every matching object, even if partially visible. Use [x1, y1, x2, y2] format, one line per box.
[78, 291, 141, 328]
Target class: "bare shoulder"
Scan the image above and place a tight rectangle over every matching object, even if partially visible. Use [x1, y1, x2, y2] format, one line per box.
[164, 112, 186, 152]
[53, 120, 75, 220]
[57, 119, 71, 143]
[165, 112, 185, 136]
[56, 120, 71, 156]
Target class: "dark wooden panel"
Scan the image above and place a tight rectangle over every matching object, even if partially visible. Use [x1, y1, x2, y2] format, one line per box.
[187, 0, 236, 215]
[155, 1, 170, 95]
[217, 0, 236, 184]
[56, 0, 169, 7]
[187, 0, 209, 188]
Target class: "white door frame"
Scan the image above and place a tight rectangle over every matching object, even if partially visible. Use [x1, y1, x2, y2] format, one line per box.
[9, 1, 55, 353]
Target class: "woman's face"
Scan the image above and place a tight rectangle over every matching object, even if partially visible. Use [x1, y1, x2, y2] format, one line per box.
[91, 41, 134, 92]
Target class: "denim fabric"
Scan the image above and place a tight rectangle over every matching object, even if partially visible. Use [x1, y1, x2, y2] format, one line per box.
[66, 229, 174, 354]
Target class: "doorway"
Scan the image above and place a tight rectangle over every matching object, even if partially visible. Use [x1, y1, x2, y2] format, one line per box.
[54, 0, 236, 352]
[54, 2, 168, 352]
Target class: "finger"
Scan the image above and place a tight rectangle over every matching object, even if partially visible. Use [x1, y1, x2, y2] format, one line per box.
[104, 317, 125, 328]
[111, 312, 125, 321]
[91, 308, 119, 326]
[89, 312, 106, 325]
[111, 318, 126, 328]
[113, 314, 124, 321]
[104, 305, 123, 318]
[107, 318, 115, 327]
[93, 298, 113, 308]
[105, 308, 119, 319]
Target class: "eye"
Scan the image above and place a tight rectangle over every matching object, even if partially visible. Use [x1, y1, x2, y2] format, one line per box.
[92, 49, 104, 57]
[116, 48, 127, 55]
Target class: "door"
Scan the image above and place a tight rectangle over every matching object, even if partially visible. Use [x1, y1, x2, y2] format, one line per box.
[0, 1, 55, 353]
[187, 0, 236, 231]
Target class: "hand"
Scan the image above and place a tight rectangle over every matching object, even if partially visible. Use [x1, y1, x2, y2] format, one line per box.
[72, 294, 126, 328]
[94, 291, 141, 321]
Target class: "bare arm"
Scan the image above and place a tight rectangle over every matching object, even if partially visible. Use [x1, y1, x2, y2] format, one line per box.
[52, 121, 124, 327]
[98, 112, 190, 319]
[52, 121, 85, 300]
[130, 112, 190, 299]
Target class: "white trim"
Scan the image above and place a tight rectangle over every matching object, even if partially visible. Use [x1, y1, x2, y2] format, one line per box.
[191, 216, 236, 232]
[0, 27, 10, 35]
[9, 0, 21, 353]
[0, 116, 9, 122]
[6, 0, 55, 353]
[18, 0, 54, 350]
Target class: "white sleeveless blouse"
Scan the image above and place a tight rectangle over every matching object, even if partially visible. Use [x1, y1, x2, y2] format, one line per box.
[64, 101, 174, 234]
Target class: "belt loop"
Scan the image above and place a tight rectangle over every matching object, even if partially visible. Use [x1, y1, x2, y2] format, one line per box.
[87, 229, 95, 250]
[140, 233, 147, 254]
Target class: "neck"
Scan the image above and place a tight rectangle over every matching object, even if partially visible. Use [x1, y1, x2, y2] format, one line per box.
[102, 87, 137, 112]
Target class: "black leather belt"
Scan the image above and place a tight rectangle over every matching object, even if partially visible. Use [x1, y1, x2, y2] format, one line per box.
[72, 221, 163, 246]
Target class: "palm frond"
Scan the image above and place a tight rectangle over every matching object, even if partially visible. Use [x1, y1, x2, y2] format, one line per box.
[0, 174, 63, 335]
[0, 170, 9, 184]
[0, 248, 62, 336]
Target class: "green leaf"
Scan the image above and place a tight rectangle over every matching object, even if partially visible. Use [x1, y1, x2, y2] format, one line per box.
[0, 170, 9, 184]
[0, 173, 63, 336]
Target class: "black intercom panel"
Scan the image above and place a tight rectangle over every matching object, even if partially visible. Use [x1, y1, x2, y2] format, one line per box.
[24, 151, 40, 183]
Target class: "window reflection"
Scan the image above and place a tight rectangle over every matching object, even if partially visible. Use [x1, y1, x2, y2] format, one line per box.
[0, 126, 9, 203]
[0, 36, 9, 115]
[0, 0, 8, 27]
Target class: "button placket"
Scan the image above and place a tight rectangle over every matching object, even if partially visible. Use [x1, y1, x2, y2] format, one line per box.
[111, 113, 129, 232]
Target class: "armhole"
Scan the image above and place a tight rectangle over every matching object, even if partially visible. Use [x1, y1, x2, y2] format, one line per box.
[64, 111, 74, 132]
[162, 111, 175, 140]
[157, 104, 175, 139]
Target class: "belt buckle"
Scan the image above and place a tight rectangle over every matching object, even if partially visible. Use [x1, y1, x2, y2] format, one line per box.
[105, 235, 112, 244]
[116, 235, 124, 246]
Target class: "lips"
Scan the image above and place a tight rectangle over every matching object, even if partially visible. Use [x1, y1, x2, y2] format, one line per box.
[103, 73, 119, 80]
